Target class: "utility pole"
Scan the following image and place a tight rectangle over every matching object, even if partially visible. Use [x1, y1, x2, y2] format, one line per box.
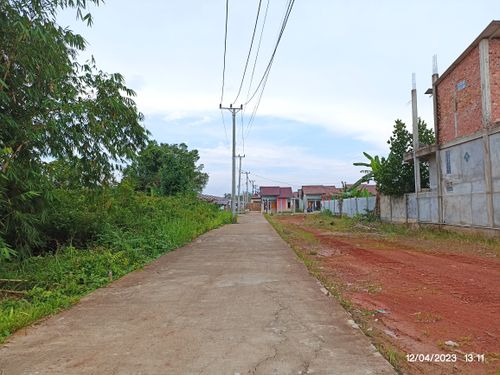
[237, 154, 245, 214]
[243, 171, 250, 212]
[220, 104, 243, 221]
[412, 73, 421, 222]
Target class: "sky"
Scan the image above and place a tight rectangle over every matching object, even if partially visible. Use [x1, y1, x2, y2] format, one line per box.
[58, 1, 500, 195]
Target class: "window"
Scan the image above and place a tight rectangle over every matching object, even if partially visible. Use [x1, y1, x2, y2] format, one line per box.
[445, 150, 451, 174]
[287, 201, 291, 209]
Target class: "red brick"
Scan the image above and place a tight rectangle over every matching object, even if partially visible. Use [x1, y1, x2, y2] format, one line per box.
[436, 46, 483, 145]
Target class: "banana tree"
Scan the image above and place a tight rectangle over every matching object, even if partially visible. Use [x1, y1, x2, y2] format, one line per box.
[352, 152, 384, 215]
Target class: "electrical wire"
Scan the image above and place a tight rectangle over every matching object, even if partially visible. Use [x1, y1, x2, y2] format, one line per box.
[252, 173, 302, 188]
[243, 0, 291, 140]
[220, 0, 229, 104]
[231, 0, 263, 105]
[240, 110, 245, 154]
[220, 109, 229, 146]
[245, 0, 270, 104]
[244, 0, 295, 106]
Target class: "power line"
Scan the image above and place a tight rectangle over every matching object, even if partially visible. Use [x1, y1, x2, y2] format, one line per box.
[231, 0, 263, 105]
[244, 0, 296, 106]
[240, 110, 245, 154]
[219, 108, 229, 146]
[252, 173, 302, 187]
[220, 0, 229, 104]
[245, 0, 270, 103]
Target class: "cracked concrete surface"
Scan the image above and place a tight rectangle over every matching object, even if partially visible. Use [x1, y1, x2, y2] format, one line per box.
[0, 213, 395, 375]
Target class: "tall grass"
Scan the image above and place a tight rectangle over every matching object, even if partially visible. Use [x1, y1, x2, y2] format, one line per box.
[0, 187, 231, 343]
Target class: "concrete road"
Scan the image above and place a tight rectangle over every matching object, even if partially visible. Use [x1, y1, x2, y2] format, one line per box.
[0, 213, 395, 375]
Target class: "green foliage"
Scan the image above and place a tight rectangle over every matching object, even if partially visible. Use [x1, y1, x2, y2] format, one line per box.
[354, 119, 435, 197]
[124, 141, 209, 196]
[376, 119, 415, 196]
[0, 0, 149, 257]
[0, 193, 231, 343]
[352, 152, 383, 188]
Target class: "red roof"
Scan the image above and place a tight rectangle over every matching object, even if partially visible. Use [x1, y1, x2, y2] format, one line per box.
[260, 186, 281, 196]
[260, 186, 293, 198]
[302, 185, 339, 195]
[279, 187, 293, 198]
[360, 184, 377, 195]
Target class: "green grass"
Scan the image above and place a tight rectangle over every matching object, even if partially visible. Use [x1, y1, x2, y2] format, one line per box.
[304, 211, 500, 255]
[0, 193, 231, 344]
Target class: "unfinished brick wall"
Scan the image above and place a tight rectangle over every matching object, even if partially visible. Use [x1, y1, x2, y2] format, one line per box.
[490, 38, 500, 125]
[436, 46, 483, 145]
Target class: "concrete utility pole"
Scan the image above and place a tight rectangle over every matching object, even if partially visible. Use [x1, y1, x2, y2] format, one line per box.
[431, 55, 443, 224]
[243, 171, 250, 212]
[412, 73, 421, 222]
[220, 104, 243, 220]
[237, 154, 245, 214]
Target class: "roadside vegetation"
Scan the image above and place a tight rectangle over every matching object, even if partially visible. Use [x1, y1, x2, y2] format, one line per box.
[0, 1, 232, 343]
[0, 187, 231, 344]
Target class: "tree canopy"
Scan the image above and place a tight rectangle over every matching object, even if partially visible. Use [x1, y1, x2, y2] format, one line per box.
[353, 118, 435, 197]
[124, 142, 209, 196]
[0, 0, 149, 257]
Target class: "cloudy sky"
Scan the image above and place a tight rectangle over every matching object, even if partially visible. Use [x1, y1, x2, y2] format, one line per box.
[59, 1, 499, 195]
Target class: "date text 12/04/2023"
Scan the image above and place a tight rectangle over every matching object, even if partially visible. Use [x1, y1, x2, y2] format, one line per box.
[406, 353, 485, 363]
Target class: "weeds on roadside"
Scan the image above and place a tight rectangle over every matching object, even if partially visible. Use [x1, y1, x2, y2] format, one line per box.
[0, 193, 231, 343]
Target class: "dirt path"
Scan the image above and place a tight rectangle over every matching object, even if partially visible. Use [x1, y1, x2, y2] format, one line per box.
[0, 213, 394, 375]
[273, 214, 500, 374]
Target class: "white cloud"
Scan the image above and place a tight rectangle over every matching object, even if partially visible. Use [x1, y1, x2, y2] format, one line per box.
[199, 142, 366, 195]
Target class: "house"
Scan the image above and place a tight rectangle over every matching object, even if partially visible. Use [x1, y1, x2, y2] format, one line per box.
[198, 194, 230, 210]
[400, 20, 500, 229]
[360, 184, 377, 196]
[260, 186, 293, 213]
[248, 193, 261, 211]
[300, 185, 340, 212]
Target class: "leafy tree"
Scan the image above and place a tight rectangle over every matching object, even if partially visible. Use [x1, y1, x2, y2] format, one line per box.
[124, 142, 209, 196]
[354, 119, 435, 198]
[0, 0, 148, 257]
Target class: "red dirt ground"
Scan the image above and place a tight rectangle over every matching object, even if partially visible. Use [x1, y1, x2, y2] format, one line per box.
[274, 214, 500, 374]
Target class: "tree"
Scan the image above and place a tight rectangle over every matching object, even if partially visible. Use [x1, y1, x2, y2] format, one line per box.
[354, 118, 435, 198]
[352, 152, 383, 189]
[0, 1, 149, 257]
[124, 142, 209, 196]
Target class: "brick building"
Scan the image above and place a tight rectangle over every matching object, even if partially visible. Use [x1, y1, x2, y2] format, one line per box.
[399, 21, 500, 229]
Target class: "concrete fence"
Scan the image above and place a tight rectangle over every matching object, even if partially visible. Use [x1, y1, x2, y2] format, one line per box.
[380, 191, 498, 228]
[321, 196, 376, 217]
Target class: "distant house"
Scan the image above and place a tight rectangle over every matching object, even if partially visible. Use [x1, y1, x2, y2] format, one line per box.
[345, 183, 377, 196]
[360, 184, 377, 196]
[248, 193, 262, 211]
[198, 194, 230, 210]
[260, 186, 293, 213]
[300, 185, 340, 212]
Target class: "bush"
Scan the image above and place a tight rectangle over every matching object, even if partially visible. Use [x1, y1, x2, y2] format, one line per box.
[0, 188, 231, 343]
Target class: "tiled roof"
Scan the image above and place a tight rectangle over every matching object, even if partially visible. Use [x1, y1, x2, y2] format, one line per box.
[260, 186, 294, 198]
[302, 185, 339, 195]
[279, 187, 293, 198]
[260, 186, 281, 196]
[360, 184, 377, 195]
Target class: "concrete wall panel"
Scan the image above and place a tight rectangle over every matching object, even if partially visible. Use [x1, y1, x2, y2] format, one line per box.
[494, 193, 500, 227]
[471, 193, 489, 226]
[380, 195, 391, 221]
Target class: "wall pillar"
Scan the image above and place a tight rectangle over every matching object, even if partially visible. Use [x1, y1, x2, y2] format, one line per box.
[479, 38, 495, 227]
